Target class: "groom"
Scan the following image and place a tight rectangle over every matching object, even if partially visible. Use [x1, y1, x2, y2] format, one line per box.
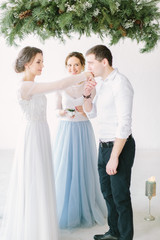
[83, 45, 135, 240]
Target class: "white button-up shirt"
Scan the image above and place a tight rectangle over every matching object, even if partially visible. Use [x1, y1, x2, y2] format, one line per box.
[86, 69, 134, 142]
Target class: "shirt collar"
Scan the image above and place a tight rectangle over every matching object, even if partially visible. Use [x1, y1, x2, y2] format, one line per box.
[103, 68, 118, 82]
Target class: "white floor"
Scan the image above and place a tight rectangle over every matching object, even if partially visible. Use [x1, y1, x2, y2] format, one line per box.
[0, 149, 160, 240]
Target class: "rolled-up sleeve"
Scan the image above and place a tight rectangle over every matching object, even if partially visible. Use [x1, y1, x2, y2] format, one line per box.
[113, 77, 134, 139]
[84, 102, 97, 119]
[83, 94, 98, 119]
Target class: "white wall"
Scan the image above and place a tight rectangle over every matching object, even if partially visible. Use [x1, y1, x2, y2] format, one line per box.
[0, 34, 160, 149]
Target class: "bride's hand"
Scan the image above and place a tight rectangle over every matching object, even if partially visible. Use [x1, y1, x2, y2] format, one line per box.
[84, 72, 94, 79]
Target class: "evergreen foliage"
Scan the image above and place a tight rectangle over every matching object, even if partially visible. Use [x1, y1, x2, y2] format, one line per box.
[0, 0, 160, 52]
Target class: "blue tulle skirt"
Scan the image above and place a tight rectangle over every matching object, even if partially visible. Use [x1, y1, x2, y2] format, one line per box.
[53, 120, 107, 229]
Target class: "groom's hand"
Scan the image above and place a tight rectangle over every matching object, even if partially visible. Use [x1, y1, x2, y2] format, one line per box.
[84, 77, 96, 96]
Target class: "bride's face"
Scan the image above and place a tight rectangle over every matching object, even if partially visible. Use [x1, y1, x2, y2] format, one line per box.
[66, 56, 84, 75]
[25, 53, 44, 76]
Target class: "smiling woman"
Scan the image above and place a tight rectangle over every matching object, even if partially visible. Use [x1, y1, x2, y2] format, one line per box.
[52, 51, 107, 229]
[65, 52, 85, 75]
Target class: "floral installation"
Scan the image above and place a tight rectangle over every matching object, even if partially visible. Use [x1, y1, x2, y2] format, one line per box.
[0, 0, 160, 52]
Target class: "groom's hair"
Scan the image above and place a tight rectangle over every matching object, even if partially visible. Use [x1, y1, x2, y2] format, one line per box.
[85, 45, 112, 66]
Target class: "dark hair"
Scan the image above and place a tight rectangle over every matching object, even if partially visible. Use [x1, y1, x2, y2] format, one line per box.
[85, 45, 113, 66]
[65, 52, 85, 68]
[15, 46, 43, 73]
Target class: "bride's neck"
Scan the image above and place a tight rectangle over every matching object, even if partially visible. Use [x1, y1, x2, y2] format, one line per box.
[23, 71, 35, 82]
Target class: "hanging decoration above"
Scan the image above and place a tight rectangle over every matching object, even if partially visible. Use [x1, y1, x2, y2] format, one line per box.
[0, 0, 160, 52]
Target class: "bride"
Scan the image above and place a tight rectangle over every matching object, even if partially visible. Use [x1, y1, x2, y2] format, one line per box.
[0, 46, 92, 240]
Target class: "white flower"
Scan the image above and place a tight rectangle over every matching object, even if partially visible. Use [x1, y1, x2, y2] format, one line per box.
[67, 6, 76, 12]
[85, 2, 92, 8]
[135, 2, 143, 11]
[135, 5, 143, 11]
[14, 13, 19, 18]
[124, 20, 134, 29]
[93, 8, 100, 17]
[115, 2, 120, 8]
[83, 1, 92, 11]
[65, 3, 76, 12]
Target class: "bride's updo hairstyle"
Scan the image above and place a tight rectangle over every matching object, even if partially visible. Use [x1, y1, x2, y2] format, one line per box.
[15, 46, 43, 73]
[65, 52, 85, 70]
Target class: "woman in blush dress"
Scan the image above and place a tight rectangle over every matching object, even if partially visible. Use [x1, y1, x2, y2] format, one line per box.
[53, 52, 106, 229]
[0, 47, 91, 240]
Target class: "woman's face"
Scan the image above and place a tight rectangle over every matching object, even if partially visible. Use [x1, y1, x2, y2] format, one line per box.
[66, 56, 84, 75]
[25, 53, 44, 76]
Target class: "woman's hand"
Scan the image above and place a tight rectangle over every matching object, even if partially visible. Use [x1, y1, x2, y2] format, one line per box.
[84, 71, 94, 79]
[59, 109, 67, 116]
[75, 105, 87, 117]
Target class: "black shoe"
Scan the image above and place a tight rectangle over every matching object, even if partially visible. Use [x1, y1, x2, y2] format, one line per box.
[94, 231, 118, 240]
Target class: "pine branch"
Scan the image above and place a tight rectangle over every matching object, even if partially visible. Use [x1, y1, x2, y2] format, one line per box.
[0, 0, 160, 52]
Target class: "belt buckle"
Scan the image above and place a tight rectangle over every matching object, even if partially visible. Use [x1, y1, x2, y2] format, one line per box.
[106, 142, 109, 147]
[100, 141, 105, 148]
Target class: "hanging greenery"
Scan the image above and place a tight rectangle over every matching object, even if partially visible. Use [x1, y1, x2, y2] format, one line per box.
[0, 0, 160, 52]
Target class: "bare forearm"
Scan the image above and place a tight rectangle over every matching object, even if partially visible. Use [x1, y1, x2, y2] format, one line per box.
[28, 73, 86, 96]
[56, 73, 86, 90]
[106, 138, 127, 175]
[111, 138, 127, 158]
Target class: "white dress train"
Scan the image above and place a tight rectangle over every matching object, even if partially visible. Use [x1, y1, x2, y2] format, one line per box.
[0, 92, 59, 240]
[0, 74, 87, 239]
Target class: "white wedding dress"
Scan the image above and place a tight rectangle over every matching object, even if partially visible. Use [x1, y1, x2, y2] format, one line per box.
[0, 83, 59, 240]
[0, 74, 86, 239]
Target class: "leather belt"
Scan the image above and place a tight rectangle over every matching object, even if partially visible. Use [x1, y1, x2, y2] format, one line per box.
[100, 134, 132, 148]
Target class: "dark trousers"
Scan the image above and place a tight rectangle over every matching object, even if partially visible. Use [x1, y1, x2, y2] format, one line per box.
[98, 137, 135, 240]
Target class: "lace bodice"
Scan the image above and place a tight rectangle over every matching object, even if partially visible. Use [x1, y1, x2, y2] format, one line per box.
[18, 94, 47, 122]
[16, 73, 88, 123]
[16, 72, 87, 122]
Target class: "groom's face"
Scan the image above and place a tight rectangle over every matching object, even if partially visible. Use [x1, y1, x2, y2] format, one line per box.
[86, 54, 104, 77]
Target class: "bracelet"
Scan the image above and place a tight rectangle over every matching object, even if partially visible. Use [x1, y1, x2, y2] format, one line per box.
[82, 94, 91, 99]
